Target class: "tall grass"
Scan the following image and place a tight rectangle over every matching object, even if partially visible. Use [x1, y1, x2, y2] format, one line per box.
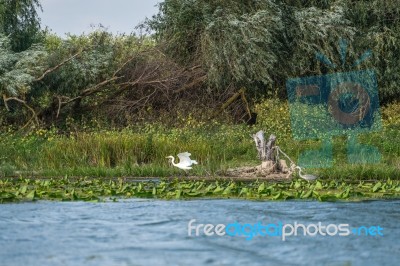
[0, 99, 399, 179]
[0, 125, 258, 177]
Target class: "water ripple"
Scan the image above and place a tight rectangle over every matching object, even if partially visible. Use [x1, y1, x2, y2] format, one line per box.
[0, 199, 399, 266]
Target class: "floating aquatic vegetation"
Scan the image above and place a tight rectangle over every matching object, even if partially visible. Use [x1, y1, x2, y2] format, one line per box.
[1, 177, 399, 203]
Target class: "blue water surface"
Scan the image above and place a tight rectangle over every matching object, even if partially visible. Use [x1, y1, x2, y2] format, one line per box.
[0, 199, 399, 266]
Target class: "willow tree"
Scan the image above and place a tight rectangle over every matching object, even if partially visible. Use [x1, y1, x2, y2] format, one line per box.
[0, 34, 46, 126]
[147, 0, 355, 96]
[148, 0, 400, 103]
[344, 0, 400, 103]
[0, 0, 42, 51]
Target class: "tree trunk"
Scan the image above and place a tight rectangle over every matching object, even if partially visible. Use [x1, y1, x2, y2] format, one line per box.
[252, 130, 276, 161]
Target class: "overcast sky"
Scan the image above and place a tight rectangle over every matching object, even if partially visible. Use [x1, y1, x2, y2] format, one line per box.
[39, 0, 161, 36]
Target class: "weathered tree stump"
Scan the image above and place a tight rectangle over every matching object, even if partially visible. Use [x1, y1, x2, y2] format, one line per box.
[252, 130, 283, 172]
[225, 130, 291, 179]
[265, 134, 276, 161]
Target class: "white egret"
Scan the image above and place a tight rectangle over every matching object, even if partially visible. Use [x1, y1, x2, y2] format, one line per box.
[295, 166, 318, 181]
[166, 152, 198, 171]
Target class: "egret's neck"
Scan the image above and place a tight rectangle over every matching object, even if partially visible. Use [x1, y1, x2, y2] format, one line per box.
[170, 157, 176, 166]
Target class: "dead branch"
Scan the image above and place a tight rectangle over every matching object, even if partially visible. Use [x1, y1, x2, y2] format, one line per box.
[61, 76, 122, 106]
[35, 52, 81, 82]
[2, 94, 10, 111]
[173, 75, 206, 94]
[214, 87, 252, 118]
[3, 96, 39, 126]
[113, 54, 139, 77]
[80, 76, 122, 97]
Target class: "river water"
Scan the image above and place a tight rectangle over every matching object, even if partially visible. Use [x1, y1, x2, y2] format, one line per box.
[0, 199, 399, 266]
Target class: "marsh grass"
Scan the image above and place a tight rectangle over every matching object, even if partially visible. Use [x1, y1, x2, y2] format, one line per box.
[0, 125, 258, 177]
[0, 99, 399, 180]
[0, 126, 399, 180]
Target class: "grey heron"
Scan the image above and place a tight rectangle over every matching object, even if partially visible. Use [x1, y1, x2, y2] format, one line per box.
[295, 166, 318, 181]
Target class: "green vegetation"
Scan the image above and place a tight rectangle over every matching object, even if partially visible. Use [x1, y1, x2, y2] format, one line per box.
[0, 99, 399, 181]
[1, 0, 400, 127]
[0, 0, 42, 51]
[148, 0, 400, 101]
[1, 1, 400, 202]
[1, 177, 399, 203]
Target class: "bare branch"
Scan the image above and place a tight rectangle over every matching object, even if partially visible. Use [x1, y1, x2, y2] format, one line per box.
[173, 75, 206, 94]
[3, 96, 39, 125]
[2, 94, 10, 111]
[35, 52, 81, 82]
[80, 76, 121, 96]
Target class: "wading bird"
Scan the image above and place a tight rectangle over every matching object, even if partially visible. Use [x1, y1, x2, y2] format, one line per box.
[295, 166, 317, 181]
[166, 152, 198, 171]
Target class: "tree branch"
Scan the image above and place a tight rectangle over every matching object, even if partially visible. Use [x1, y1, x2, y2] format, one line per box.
[3, 96, 39, 125]
[35, 52, 81, 82]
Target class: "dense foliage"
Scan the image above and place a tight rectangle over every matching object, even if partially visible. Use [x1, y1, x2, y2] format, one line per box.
[0, 0, 42, 51]
[148, 0, 400, 100]
[0, 0, 400, 129]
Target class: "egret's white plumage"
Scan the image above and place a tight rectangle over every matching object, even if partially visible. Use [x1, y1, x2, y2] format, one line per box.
[166, 152, 198, 170]
[296, 166, 317, 181]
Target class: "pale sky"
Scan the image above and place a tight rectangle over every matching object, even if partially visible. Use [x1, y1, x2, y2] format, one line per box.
[39, 0, 161, 36]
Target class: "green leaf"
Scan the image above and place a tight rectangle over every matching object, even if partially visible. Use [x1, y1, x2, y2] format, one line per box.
[20, 185, 27, 194]
[341, 188, 350, 199]
[119, 184, 129, 193]
[372, 182, 382, 192]
[314, 181, 323, 190]
[213, 186, 224, 194]
[258, 182, 266, 193]
[223, 187, 231, 195]
[301, 189, 313, 199]
[26, 190, 36, 200]
[272, 192, 283, 200]
[239, 187, 248, 196]
[196, 182, 204, 191]
[312, 190, 320, 198]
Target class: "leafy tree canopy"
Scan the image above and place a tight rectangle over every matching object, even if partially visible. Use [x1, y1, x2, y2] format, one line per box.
[0, 0, 42, 51]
